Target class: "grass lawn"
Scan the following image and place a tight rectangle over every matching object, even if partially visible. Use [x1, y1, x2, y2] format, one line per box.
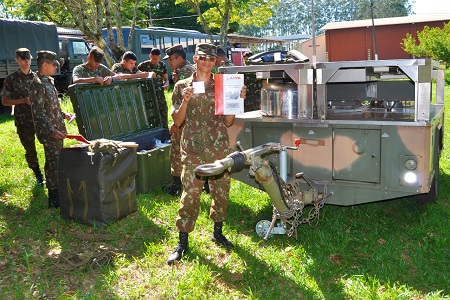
[0, 85, 449, 299]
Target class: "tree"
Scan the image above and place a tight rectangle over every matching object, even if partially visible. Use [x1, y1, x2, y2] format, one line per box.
[240, 0, 412, 38]
[48, 0, 137, 65]
[175, 0, 275, 49]
[148, 0, 207, 31]
[401, 22, 450, 66]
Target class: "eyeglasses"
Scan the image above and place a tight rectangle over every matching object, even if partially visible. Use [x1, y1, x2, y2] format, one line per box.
[197, 55, 216, 62]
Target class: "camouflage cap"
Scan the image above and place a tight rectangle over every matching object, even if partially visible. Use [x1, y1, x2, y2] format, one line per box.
[243, 51, 253, 58]
[195, 43, 217, 57]
[15, 48, 32, 60]
[37, 50, 60, 66]
[163, 44, 185, 60]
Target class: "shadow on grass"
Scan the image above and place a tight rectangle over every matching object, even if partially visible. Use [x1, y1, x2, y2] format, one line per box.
[0, 113, 13, 125]
[0, 187, 169, 297]
[192, 171, 450, 298]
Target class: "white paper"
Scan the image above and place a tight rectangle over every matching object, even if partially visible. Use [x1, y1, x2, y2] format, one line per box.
[193, 81, 205, 94]
[215, 74, 245, 115]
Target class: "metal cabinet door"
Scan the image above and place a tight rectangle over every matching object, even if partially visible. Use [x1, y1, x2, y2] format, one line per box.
[333, 128, 381, 183]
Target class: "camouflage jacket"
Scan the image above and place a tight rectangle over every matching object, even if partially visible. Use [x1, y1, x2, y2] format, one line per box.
[29, 72, 67, 141]
[137, 60, 167, 86]
[172, 72, 231, 164]
[111, 63, 139, 74]
[1, 69, 35, 117]
[175, 61, 195, 83]
[72, 63, 112, 79]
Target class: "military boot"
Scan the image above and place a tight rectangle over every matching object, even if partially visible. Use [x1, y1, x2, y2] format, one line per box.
[212, 222, 234, 249]
[167, 232, 188, 265]
[48, 189, 60, 209]
[163, 176, 182, 196]
[32, 167, 45, 185]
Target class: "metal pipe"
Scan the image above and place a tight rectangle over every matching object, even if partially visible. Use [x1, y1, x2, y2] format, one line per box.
[279, 149, 288, 183]
[311, 0, 316, 66]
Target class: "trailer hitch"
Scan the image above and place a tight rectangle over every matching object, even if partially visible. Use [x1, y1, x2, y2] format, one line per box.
[194, 139, 333, 240]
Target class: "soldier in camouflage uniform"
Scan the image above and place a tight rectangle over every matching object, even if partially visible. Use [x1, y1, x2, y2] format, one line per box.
[167, 43, 247, 265]
[1, 48, 45, 185]
[111, 51, 155, 80]
[162, 44, 196, 196]
[212, 47, 235, 74]
[72, 46, 120, 85]
[29, 51, 74, 208]
[138, 48, 169, 129]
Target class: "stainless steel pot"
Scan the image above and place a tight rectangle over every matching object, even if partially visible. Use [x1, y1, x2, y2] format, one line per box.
[261, 81, 298, 118]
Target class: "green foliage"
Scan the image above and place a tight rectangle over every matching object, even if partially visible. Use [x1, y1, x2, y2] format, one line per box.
[402, 22, 450, 66]
[3, 0, 74, 26]
[147, 0, 205, 31]
[240, 0, 412, 37]
[175, 0, 275, 48]
[445, 68, 450, 85]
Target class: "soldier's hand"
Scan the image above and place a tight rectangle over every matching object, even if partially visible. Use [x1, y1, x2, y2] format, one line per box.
[65, 113, 76, 123]
[172, 72, 178, 83]
[52, 129, 66, 140]
[182, 87, 194, 102]
[169, 124, 181, 134]
[103, 76, 113, 85]
[137, 72, 148, 79]
[148, 72, 156, 78]
[240, 85, 247, 100]
[95, 76, 105, 85]
[23, 97, 31, 106]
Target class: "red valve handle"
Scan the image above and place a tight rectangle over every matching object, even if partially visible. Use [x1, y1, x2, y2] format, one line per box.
[294, 138, 301, 147]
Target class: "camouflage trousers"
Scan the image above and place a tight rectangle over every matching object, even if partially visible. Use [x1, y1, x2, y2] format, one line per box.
[42, 139, 63, 190]
[15, 115, 40, 170]
[170, 132, 182, 177]
[176, 161, 231, 233]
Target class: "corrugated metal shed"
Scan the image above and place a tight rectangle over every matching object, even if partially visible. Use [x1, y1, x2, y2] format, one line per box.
[321, 14, 450, 61]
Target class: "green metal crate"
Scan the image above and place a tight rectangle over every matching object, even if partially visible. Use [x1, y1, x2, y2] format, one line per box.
[68, 79, 171, 193]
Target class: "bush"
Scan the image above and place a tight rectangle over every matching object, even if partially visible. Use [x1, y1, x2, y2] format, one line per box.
[446, 68, 450, 85]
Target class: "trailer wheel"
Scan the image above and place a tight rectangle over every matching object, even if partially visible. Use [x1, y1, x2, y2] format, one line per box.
[414, 163, 439, 204]
[255, 217, 273, 239]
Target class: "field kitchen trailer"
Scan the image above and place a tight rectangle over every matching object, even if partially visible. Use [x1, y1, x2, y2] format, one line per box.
[195, 58, 445, 239]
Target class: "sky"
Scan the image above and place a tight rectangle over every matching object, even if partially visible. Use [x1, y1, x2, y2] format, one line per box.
[410, 0, 450, 15]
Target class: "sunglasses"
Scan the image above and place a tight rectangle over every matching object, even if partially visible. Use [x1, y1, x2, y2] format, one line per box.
[197, 55, 216, 62]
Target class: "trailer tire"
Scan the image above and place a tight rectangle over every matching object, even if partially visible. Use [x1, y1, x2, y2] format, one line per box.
[255, 217, 273, 239]
[413, 163, 439, 204]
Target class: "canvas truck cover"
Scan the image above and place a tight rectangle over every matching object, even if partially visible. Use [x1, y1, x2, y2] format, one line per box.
[0, 18, 59, 60]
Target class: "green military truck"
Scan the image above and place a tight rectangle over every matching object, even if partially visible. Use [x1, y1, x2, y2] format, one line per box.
[0, 18, 89, 113]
